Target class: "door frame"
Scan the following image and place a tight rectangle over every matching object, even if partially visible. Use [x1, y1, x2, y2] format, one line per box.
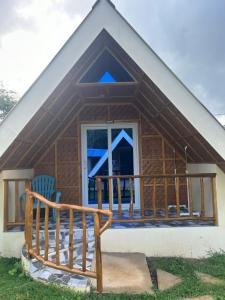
[81, 122, 140, 209]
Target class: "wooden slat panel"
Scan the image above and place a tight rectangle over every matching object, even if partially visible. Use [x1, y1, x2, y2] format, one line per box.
[164, 178, 168, 217]
[152, 177, 156, 217]
[211, 176, 218, 225]
[4, 180, 8, 232]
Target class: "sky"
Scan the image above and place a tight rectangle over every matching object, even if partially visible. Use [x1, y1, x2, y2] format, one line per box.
[0, 0, 225, 121]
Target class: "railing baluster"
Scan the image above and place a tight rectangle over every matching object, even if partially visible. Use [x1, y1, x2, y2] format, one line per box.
[152, 177, 156, 217]
[94, 212, 103, 293]
[200, 177, 205, 218]
[117, 177, 122, 217]
[68, 208, 74, 269]
[82, 211, 87, 272]
[15, 181, 19, 223]
[175, 177, 180, 216]
[188, 177, 193, 217]
[4, 180, 8, 232]
[56, 208, 60, 265]
[164, 177, 168, 218]
[27, 192, 33, 254]
[44, 205, 49, 261]
[211, 176, 218, 225]
[108, 178, 113, 211]
[36, 199, 41, 255]
[129, 177, 134, 217]
[97, 178, 102, 224]
[140, 177, 144, 217]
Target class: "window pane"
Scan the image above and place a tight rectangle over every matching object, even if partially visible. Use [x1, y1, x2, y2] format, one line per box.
[111, 128, 134, 204]
[87, 129, 109, 204]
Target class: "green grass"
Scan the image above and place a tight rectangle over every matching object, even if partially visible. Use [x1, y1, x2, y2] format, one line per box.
[1, 254, 225, 300]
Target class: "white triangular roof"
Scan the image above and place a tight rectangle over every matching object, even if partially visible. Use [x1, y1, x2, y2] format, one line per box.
[1, 0, 225, 160]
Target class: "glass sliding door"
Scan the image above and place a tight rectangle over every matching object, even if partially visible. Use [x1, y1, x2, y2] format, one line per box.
[82, 124, 139, 208]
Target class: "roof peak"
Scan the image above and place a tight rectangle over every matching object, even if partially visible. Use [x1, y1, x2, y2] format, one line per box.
[92, 0, 115, 10]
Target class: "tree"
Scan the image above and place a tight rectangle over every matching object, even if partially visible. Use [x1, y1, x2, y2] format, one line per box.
[0, 83, 18, 121]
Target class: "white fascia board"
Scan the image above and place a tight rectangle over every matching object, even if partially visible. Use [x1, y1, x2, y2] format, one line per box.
[1, 0, 225, 161]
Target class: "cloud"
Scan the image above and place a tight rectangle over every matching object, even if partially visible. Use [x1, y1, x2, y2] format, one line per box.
[0, 0, 225, 115]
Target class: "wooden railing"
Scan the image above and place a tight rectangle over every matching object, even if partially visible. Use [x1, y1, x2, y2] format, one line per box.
[25, 189, 112, 293]
[96, 173, 218, 224]
[3, 179, 31, 231]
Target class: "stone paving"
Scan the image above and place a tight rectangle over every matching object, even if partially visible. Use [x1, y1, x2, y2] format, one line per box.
[22, 224, 95, 292]
[156, 269, 182, 291]
[196, 271, 224, 285]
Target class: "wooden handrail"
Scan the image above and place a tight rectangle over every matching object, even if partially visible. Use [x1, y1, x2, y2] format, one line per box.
[95, 173, 217, 225]
[25, 189, 112, 293]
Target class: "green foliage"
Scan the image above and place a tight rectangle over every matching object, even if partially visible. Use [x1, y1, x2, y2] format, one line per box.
[0, 82, 17, 121]
[1, 254, 225, 299]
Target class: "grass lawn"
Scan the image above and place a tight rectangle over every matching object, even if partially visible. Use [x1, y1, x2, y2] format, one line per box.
[1, 253, 225, 300]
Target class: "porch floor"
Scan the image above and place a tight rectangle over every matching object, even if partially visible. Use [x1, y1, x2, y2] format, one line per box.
[9, 208, 214, 232]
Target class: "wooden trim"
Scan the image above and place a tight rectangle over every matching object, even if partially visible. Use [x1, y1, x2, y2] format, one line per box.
[3, 180, 8, 232]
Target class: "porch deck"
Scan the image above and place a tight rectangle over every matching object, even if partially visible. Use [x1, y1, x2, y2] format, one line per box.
[8, 208, 214, 232]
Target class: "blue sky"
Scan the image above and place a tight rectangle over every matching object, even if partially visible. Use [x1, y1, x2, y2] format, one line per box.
[0, 0, 224, 118]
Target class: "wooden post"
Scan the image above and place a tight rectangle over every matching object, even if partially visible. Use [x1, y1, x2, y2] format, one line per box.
[152, 177, 156, 217]
[24, 181, 31, 249]
[117, 177, 122, 217]
[140, 177, 144, 217]
[82, 212, 87, 272]
[108, 178, 113, 211]
[94, 212, 103, 293]
[164, 178, 168, 218]
[200, 177, 205, 218]
[211, 176, 218, 225]
[97, 178, 102, 210]
[55, 208, 60, 265]
[35, 199, 41, 255]
[15, 181, 19, 223]
[188, 177, 193, 217]
[129, 177, 134, 217]
[3, 180, 8, 232]
[44, 205, 49, 261]
[175, 177, 180, 217]
[27, 192, 33, 254]
[68, 208, 74, 269]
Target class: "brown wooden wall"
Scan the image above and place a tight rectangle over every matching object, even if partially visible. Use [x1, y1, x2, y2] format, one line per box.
[34, 102, 187, 207]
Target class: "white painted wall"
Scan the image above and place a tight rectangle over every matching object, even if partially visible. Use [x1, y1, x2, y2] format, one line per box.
[0, 169, 33, 257]
[102, 164, 225, 258]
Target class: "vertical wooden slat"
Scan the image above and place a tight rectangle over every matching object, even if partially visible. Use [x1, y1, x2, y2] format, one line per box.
[44, 205, 49, 261]
[152, 177, 156, 217]
[94, 212, 103, 293]
[68, 208, 74, 269]
[175, 177, 180, 216]
[108, 178, 113, 211]
[55, 208, 60, 265]
[164, 178, 168, 218]
[211, 176, 218, 225]
[188, 177, 193, 217]
[97, 178, 102, 210]
[35, 199, 41, 255]
[82, 211, 87, 272]
[140, 177, 144, 217]
[129, 177, 134, 217]
[117, 177, 122, 217]
[24, 181, 31, 248]
[3, 180, 8, 232]
[200, 177, 205, 218]
[26, 192, 33, 254]
[15, 181, 19, 223]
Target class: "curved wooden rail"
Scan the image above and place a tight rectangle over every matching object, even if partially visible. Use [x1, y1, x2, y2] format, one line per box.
[25, 189, 112, 293]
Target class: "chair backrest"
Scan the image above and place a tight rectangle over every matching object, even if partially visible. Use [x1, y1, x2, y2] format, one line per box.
[32, 175, 55, 200]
